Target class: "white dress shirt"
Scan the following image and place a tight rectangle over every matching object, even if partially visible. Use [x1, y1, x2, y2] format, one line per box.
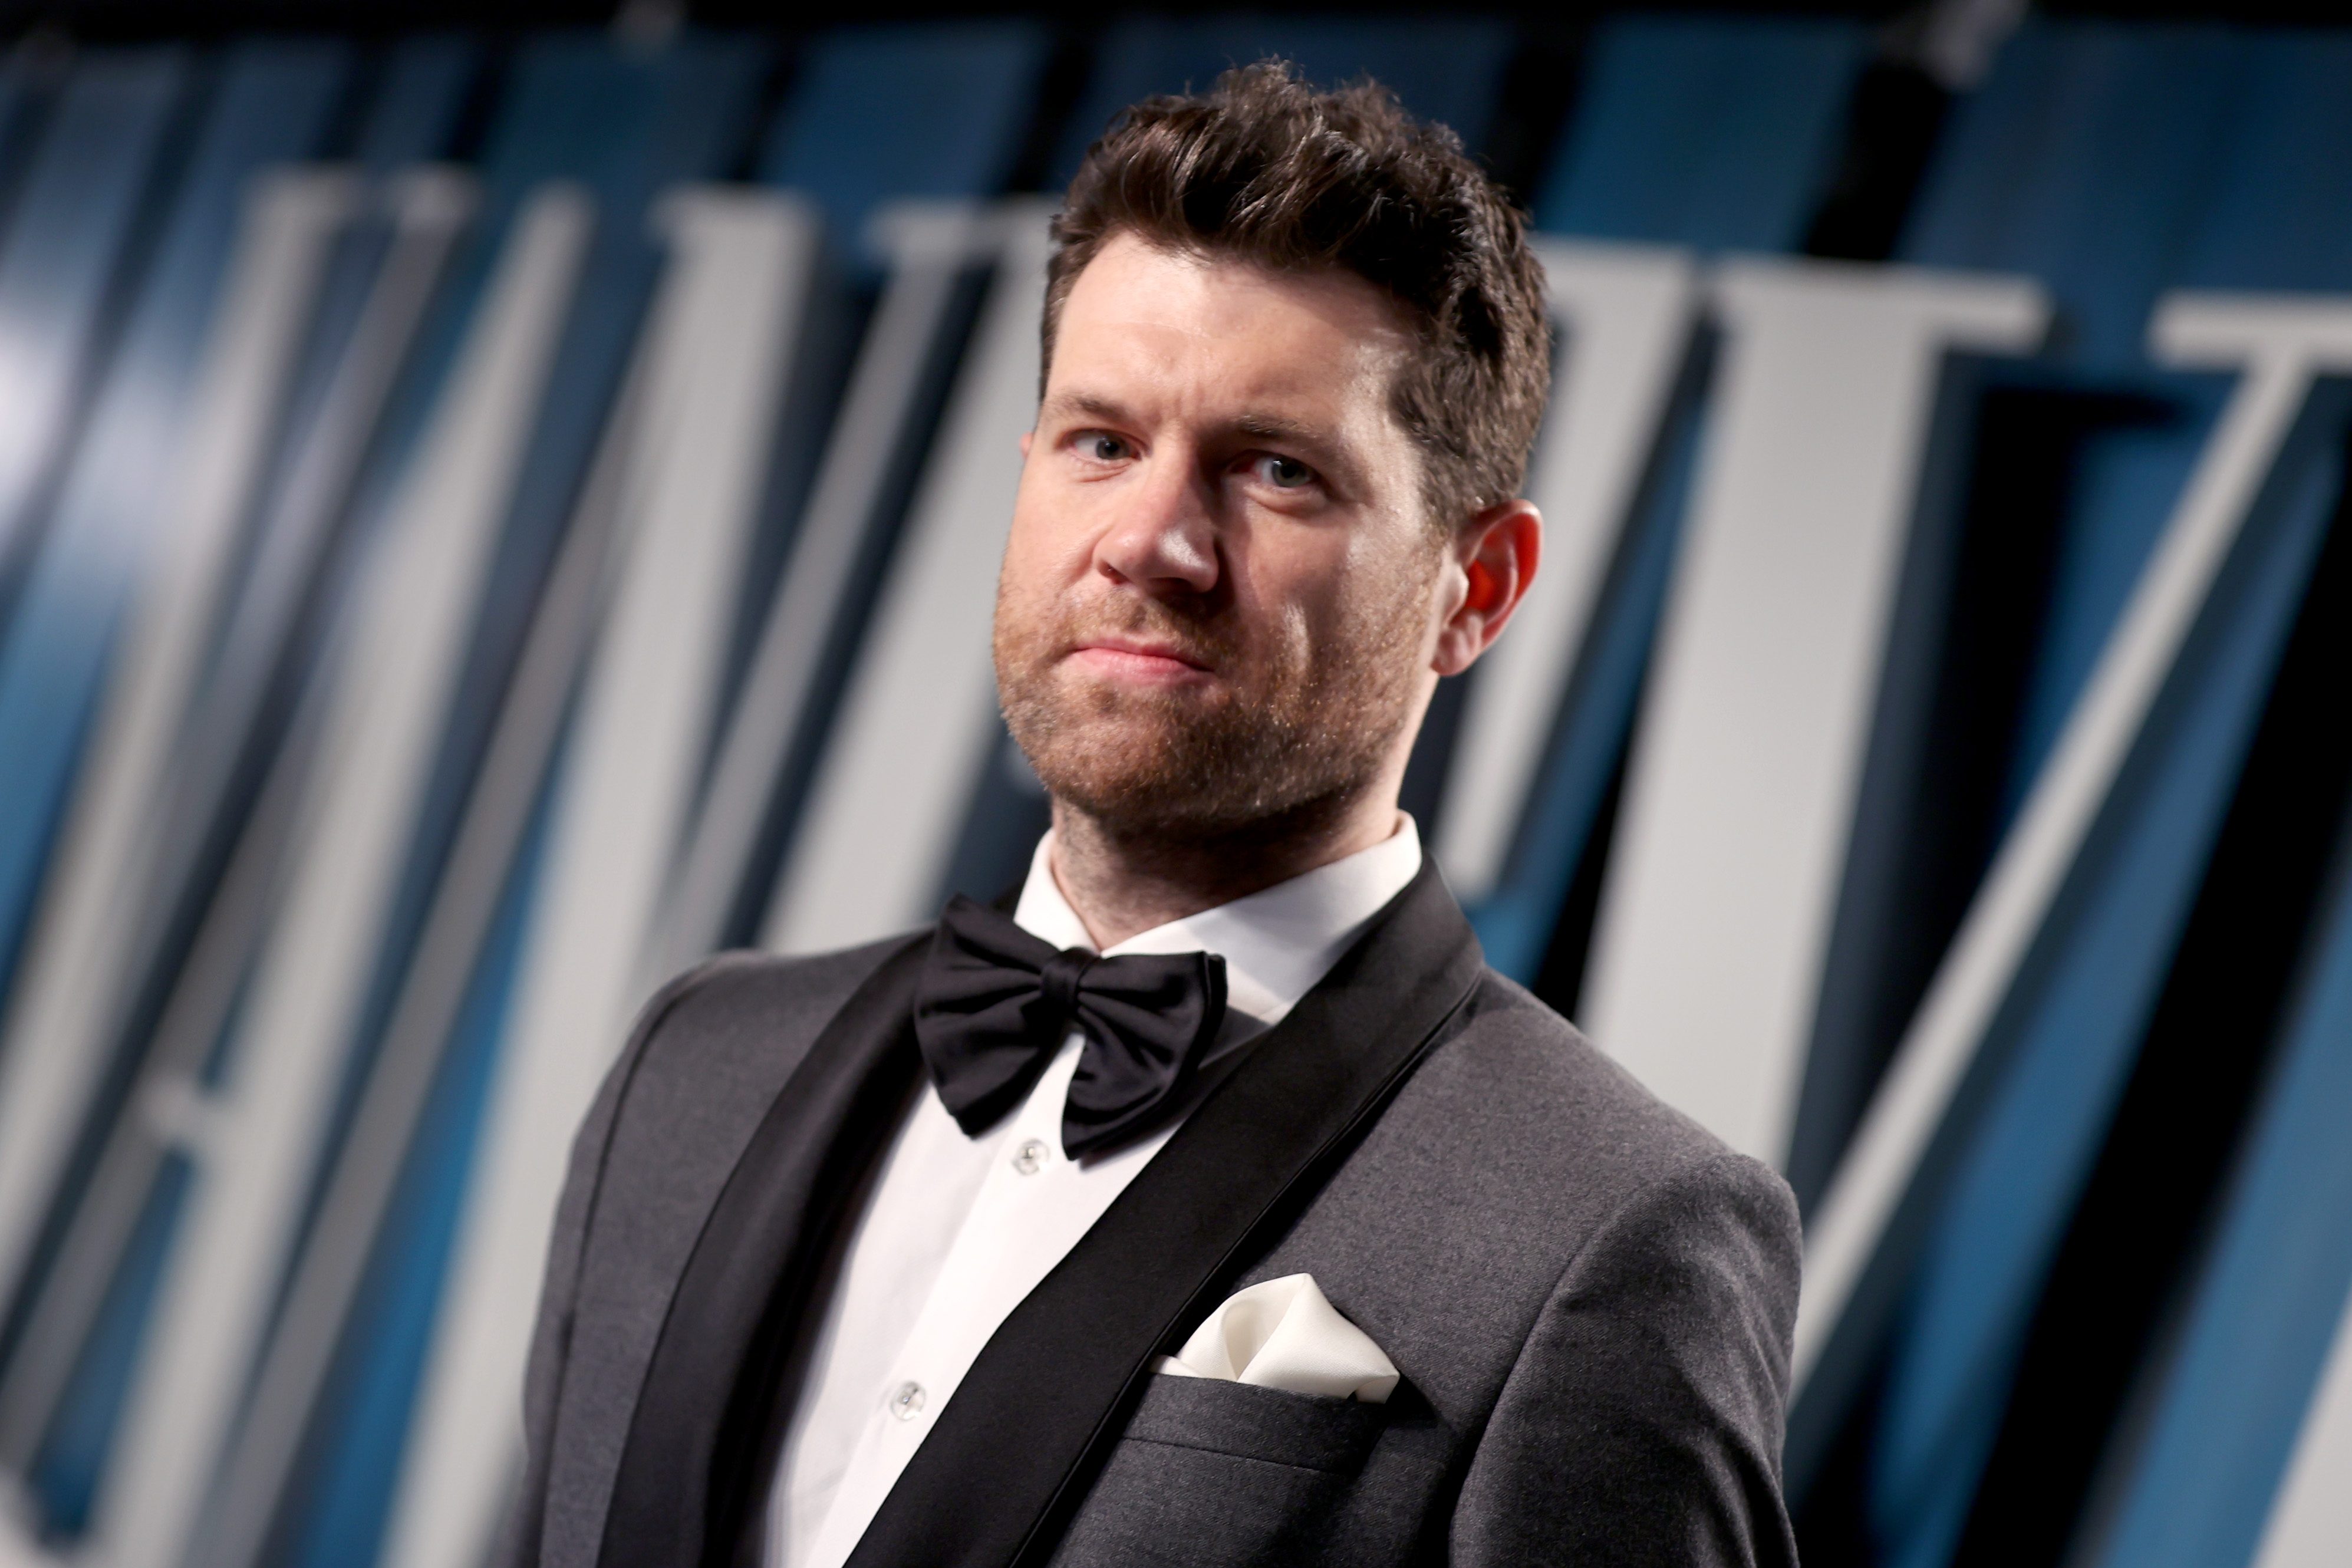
[764, 816, 1425, 1568]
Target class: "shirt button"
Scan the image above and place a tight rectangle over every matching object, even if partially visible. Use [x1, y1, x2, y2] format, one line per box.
[888, 1381, 926, 1421]
[1010, 1137, 1050, 1175]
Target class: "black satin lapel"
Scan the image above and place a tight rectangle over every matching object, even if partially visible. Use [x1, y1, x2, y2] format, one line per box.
[844, 859, 1485, 1568]
[598, 935, 929, 1568]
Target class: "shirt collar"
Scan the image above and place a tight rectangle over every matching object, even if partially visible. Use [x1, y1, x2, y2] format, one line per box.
[1010, 815, 1424, 1029]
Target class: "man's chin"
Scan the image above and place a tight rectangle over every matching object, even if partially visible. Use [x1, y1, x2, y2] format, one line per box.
[1013, 708, 1211, 808]
[1017, 700, 1388, 842]
[1027, 710, 1202, 778]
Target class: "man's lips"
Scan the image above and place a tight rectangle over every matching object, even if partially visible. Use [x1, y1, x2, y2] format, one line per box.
[1066, 637, 1214, 681]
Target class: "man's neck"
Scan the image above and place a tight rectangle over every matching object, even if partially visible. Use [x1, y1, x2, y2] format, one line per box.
[1047, 790, 1404, 950]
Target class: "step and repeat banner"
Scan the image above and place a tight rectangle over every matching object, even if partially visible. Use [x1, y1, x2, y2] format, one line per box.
[0, 13, 2344, 1568]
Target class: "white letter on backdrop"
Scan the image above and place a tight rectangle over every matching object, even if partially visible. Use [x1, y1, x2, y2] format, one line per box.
[384, 189, 818, 1568]
[1580, 257, 2048, 1165]
[1798, 294, 2352, 1388]
[90, 183, 590, 1568]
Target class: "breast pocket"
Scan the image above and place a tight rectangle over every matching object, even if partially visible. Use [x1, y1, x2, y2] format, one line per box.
[1050, 1373, 1394, 1567]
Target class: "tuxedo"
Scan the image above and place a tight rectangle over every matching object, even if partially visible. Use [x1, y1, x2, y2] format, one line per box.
[502, 857, 1802, 1567]
[769, 823, 1429, 1565]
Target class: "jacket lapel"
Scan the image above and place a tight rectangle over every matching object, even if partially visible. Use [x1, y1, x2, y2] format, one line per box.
[844, 859, 1485, 1568]
[598, 934, 929, 1568]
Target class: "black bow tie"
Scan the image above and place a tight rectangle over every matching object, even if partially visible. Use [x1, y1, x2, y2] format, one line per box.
[913, 895, 1229, 1160]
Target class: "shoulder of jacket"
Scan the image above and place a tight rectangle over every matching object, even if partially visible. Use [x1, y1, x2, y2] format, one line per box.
[624, 930, 923, 1065]
[1445, 976, 1801, 1315]
[1432, 968, 1791, 1203]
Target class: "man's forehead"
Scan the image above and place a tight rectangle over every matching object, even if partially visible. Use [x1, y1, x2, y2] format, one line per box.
[1059, 236, 1411, 362]
[1048, 236, 1411, 418]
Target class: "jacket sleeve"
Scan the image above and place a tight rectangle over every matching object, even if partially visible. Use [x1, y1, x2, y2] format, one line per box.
[1449, 1149, 1803, 1568]
[493, 960, 720, 1568]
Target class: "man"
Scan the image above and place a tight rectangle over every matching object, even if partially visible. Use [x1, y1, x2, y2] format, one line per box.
[506, 62, 1800, 1568]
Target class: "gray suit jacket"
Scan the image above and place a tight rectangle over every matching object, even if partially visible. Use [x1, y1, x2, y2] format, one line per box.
[504, 862, 1801, 1568]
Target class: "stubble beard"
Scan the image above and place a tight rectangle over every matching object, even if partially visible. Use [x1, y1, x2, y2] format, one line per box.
[994, 571, 1432, 846]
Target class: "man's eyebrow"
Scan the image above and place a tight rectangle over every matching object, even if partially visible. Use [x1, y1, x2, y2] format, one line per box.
[1231, 412, 1330, 448]
[1039, 390, 1132, 424]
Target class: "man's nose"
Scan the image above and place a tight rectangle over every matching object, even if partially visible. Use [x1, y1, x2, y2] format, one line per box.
[1093, 451, 1220, 596]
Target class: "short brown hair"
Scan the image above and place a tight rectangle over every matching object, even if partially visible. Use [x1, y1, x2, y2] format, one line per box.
[1044, 60, 1551, 529]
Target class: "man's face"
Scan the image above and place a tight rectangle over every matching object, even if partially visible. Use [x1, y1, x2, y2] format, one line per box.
[994, 233, 1449, 837]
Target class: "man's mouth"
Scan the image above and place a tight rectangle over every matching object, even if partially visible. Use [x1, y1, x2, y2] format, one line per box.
[1066, 635, 1214, 683]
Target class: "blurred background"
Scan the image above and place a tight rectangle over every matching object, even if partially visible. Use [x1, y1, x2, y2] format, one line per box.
[0, 1, 2344, 1566]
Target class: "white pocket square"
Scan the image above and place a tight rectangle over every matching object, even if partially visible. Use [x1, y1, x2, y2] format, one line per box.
[1151, 1273, 1399, 1404]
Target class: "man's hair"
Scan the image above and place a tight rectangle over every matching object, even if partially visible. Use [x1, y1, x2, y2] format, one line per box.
[1045, 60, 1552, 530]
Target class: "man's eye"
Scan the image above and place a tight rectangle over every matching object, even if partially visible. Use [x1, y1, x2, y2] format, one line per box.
[1254, 454, 1316, 490]
[1080, 433, 1131, 462]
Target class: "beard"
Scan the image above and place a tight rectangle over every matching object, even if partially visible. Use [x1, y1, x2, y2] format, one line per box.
[993, 565, 1434, 841]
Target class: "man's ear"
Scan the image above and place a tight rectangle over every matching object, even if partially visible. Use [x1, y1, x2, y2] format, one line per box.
[1432, 499, 1541, 678]
[1020, 429, 1033, 459]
